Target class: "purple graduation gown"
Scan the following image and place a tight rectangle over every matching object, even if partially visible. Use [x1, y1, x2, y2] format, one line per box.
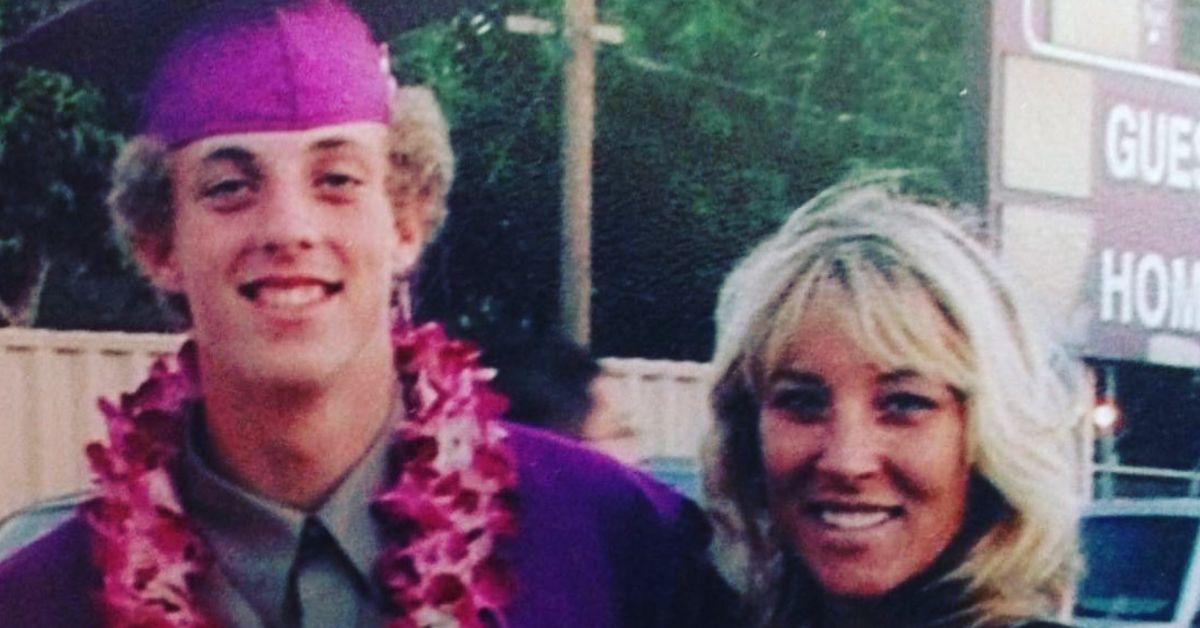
[0, 424, 734, 627]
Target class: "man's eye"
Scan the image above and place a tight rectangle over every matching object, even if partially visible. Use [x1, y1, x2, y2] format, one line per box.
[318, 172, 361, 189]
[203, 178, 250, 198]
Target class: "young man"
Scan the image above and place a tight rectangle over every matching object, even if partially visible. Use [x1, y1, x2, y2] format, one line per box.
[0, 1, 733, 625]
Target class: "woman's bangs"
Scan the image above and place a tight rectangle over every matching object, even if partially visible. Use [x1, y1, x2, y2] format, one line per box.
[757, 247, 974, 395]
[845, 264, 974, 393]
[756, 258, 828, 388]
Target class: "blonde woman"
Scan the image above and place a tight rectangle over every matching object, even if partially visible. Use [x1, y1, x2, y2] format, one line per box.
[705, 176, 1088, 627]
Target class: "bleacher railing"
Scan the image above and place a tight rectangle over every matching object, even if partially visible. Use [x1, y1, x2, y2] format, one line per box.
[1093, 463, 1200, 499]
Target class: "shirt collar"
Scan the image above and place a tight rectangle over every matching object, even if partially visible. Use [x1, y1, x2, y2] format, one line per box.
[179, 403, 395, 618]
[314, 413, 393, 579]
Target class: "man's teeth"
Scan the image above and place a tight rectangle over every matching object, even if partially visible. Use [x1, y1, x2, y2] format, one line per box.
[255, 285, 327, 307]
[818, 509, 893, 529]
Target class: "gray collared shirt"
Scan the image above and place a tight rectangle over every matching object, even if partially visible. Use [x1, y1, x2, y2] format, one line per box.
[179, 409, 393, 627]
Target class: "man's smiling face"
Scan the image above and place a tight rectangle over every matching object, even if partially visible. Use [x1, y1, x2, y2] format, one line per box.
[144, 121, 418, 389]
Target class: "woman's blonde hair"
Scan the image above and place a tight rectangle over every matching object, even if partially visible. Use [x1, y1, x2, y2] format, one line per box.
[704, 173, 1090, 625]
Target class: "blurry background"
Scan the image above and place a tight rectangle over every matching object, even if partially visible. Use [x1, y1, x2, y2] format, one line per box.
[0, 0, 976, 361]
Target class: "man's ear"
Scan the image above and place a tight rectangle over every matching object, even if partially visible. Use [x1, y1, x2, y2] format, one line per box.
[131, 233, 183, 293]
[392, 191, 432, 276]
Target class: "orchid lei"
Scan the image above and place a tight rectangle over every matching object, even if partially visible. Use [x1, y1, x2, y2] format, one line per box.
[83, 320, 518, 627]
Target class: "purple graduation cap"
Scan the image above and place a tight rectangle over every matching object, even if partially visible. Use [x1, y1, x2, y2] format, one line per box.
[0, 0, 477, 147]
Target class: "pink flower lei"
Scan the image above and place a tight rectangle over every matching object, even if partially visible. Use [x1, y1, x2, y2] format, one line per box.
[83, 321, 519, 627]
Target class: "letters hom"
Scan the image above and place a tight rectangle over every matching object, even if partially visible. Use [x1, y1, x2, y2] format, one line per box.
[1101, 249, 1200, 332]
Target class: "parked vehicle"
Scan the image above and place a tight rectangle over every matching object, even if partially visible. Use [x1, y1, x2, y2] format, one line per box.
[1075, 498, 1200, 627]
[0, 491, 84, 562]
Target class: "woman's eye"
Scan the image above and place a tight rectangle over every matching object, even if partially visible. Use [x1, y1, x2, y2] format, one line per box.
[878, 392, 938, 418]
[768, 388, 829, 421]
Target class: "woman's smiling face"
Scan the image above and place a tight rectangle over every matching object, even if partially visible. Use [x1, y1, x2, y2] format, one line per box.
[758, 286, 970, 599]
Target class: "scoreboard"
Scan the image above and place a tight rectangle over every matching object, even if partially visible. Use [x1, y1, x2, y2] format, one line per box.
[989, 0, 1200, 366]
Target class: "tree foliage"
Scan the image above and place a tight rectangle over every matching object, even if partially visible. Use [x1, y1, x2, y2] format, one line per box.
[404, 0, 975, 359]
[0, 0, 163, 329]
[0, 0, 977, 357]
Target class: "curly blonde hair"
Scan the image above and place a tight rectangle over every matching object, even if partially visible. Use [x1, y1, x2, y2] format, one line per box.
[108, 85, 453, 259]
[704, 174, 1090, 626]
[106, 85, 454, 321]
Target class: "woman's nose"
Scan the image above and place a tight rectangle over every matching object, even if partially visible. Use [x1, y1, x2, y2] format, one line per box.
[813, 408, 883, 481]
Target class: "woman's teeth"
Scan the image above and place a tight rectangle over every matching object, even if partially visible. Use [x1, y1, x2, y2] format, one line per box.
[818, 510, 893, 529]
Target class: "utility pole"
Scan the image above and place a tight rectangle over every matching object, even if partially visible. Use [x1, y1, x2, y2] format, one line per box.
[560, 0, 596, 346]
[505, 5, 622, 347]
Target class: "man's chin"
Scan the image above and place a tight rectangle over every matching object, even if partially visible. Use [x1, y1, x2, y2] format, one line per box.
[219, 350, 346, 393]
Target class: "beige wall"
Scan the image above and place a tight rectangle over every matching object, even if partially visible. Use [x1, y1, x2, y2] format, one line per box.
[0, 329, 714, 518]
[0, 330, 184, 518]
[1002, 55, 1096, 197]
[1050, 0, 1141, 59]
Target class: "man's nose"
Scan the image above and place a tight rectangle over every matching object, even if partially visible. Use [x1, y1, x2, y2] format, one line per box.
[258, 183, 319, 255]
[813, 407, 883, 481]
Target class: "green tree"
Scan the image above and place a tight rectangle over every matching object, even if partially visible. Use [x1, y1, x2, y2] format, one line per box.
[0, 1, 153, 328]
[0, 0, 975, 357]
[400, 0, 974, 359]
